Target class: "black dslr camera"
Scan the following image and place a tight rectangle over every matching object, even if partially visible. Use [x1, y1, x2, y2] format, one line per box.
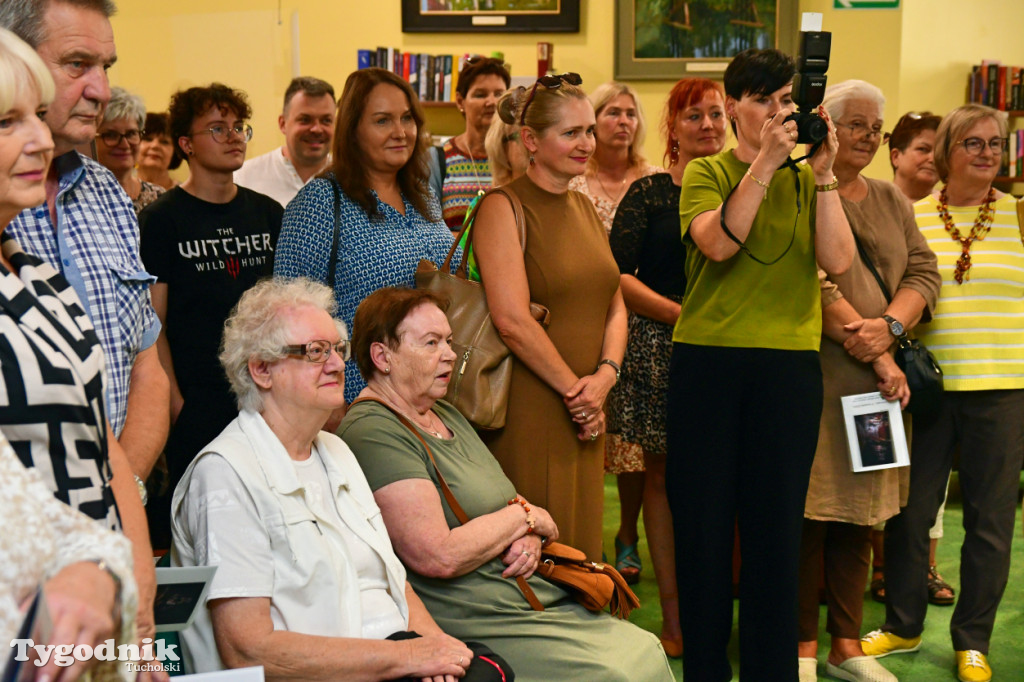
[784, 30, 831, 145]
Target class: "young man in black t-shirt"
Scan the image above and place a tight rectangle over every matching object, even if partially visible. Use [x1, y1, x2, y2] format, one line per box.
[140, 83, 283, 548]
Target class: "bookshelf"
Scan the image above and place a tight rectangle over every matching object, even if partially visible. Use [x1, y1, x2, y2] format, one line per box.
[996, 110, 1024, 186]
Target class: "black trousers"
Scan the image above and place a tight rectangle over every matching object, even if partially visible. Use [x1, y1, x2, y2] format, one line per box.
[883, 389, 1024, 653]
[666, 344, 823, 682]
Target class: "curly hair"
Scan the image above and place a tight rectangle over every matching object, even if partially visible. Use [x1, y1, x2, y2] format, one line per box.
[102, 86, 145, 130]
[455, 57, 510, 101]
[219, 277, 345, 414]
[167, 83, 252, 164]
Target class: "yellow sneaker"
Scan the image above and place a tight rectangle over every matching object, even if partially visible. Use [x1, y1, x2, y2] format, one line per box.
[861, 630, 922, 658]
[956, 650, 992, 682]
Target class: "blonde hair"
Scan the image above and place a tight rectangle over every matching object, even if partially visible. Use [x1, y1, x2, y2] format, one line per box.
[219, 278, 346, 413]
[496, 77, 588, 136]
[588, 81, 647, 168]
[933, 104, 1008, 182]
[484, 112, 524, 186]
[0, 26, 54, 113]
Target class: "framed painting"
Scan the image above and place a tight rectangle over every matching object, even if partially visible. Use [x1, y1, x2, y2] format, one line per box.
[615, 0, 800, 79]
[402, 0, 580, 33]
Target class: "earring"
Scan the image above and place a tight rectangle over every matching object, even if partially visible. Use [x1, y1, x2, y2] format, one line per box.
[384, 366, 390, 374]
[529, 153, 535, 166]
[670, 138, 679, 164]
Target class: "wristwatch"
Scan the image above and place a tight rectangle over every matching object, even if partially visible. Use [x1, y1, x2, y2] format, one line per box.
[597, 358, 621, 382]
[882, 314, 906, 339]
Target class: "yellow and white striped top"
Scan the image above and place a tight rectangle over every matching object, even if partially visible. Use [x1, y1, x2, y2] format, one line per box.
[913, 193, 1024, 391]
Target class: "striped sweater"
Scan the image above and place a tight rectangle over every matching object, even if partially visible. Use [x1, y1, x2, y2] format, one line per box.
[913, 193, 1024, 391]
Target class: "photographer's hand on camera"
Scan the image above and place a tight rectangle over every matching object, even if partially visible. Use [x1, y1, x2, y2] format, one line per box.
[807, 106, 839, 182]
[755, 111, 799, 174]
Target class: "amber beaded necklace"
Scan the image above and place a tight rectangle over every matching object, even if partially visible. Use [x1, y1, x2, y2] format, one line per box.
[938, 185, 996, 284]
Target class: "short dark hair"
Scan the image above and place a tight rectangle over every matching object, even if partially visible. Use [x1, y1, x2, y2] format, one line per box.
[0, 0, 116, 48]
[142, 112, 183, 170]
[886, 111, 941, 169]
[455, 57, 510, 100]
[724, 48, 795, 101]
[329, 67, 431, 220]
[723, 49, 794, 135]
[168, 83, 252, 164]
[283, 76, 335, 113]
[351, 287, 448, 383]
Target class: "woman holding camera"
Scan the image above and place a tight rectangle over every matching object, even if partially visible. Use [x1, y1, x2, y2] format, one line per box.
[665, 48, 853, 681]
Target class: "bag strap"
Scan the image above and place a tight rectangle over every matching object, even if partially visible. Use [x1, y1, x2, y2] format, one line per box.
[852, 230, 893, 304]
[350, 397, 468, 524]
[349, 396, 546, 611]
[441, 186, 528, 278]
[326, 178, 342, 290]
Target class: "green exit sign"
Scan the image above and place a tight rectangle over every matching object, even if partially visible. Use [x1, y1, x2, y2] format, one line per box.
[835, 0, 900, 7]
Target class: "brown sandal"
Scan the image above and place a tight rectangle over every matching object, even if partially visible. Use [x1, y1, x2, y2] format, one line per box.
[928, 565, 955, 606]
[870, 566, 886, 604]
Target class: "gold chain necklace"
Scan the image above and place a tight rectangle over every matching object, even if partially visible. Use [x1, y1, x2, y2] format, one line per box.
[595, 168, 629, 205]
[938, 185, 996, 284]
[461, 135, 486, 197]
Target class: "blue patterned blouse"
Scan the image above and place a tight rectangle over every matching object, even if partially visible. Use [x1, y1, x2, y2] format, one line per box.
[275, 175, 458, 402]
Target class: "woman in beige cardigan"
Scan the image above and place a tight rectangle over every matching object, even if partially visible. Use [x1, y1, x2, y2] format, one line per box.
[795, 80, 940, 682]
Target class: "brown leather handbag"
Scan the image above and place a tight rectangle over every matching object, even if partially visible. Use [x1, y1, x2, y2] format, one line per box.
[352, 397, 639, 620]
[414, 187, 549, 430]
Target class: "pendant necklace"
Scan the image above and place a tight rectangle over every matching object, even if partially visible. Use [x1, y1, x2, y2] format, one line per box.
[938, 185, 996, 284]
[596, 169, 629, 206]
[463, 135, 486, 197]
[392, 402, 447, 439]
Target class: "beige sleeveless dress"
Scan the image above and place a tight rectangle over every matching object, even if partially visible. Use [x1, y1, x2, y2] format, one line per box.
[480, 173, 620, 559]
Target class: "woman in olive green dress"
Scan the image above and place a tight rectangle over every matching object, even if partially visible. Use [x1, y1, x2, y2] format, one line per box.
[337, 287, 673, 682]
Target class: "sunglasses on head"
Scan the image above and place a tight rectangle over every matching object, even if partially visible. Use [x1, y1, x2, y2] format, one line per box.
[519, 72, 583, 126]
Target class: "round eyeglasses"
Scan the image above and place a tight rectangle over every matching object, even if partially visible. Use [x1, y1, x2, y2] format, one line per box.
[189, 123, 254, 144]
[96, 129, 142, 147]
[281, 339, 351, 364]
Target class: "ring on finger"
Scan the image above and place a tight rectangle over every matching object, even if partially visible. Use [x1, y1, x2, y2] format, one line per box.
[580, 411, 587, 419]
[459, 655, 464, 666]
[589, 432, 598, 441]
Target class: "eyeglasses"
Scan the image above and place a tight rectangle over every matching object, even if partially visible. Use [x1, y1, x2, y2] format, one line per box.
[519, 72, 583, 126]
[189, 123, 253, 144]
[96, 129, 141, 147]
[281, 339, 350, 363]
[957, 137, 1007, 155]
[837, 121, 883, 141]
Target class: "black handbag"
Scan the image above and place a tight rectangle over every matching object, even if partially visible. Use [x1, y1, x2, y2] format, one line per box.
[853, 234, 943, 417]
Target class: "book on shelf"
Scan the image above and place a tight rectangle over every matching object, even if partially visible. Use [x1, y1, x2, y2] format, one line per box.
[357, 47, 466, 102]
[968, 60, 1024, 110]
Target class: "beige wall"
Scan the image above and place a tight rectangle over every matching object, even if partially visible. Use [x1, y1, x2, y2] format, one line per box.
[108, 0, 1024, 182]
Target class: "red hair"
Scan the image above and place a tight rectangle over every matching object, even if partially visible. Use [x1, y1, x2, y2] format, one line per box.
[661, 78, 725, 166]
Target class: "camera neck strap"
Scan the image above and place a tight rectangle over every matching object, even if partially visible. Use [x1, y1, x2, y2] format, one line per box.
[784, 139, 824, 166]
[718, 161, 802, 266]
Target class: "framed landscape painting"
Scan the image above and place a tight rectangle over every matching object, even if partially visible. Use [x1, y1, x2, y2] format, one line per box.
[615, 0, 799, 79]
[402, 0, 580, 33]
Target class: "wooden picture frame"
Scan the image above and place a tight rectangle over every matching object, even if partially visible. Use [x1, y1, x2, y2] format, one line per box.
[615, 0, 800, 80]
[402, 0, 580, 33]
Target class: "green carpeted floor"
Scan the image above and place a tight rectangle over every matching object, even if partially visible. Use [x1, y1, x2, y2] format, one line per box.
[602, 473, 1024, 681]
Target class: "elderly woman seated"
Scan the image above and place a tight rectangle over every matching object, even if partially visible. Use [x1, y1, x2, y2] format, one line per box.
[170, 278, 510, 681]
[337, 287, 674, 682]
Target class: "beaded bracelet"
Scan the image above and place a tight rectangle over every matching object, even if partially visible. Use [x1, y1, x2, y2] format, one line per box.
[745, 168, 770, 199]
[508, 496, 536, 534]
